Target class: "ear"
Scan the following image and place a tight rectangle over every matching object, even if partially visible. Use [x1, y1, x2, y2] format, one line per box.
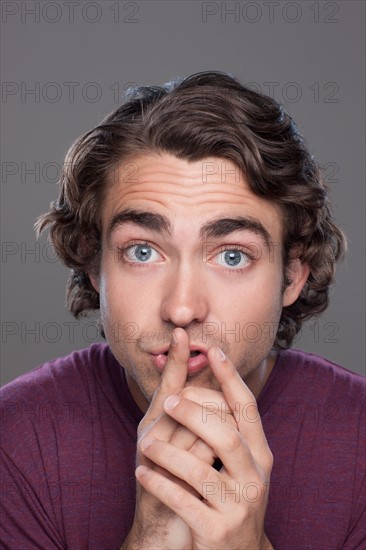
[88, 272, 100, 294]
[282, 259, 310, 307]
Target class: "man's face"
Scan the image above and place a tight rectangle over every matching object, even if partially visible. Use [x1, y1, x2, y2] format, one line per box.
[90, 152, 304, 410]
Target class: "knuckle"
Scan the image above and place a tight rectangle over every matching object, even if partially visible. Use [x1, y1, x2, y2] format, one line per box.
[267, 447, 274, 468]
[218, 524, 231, 542]
[223, 411, 237, 429]
[191, 437, 212, 459]
[187, 459, 212, 483]
[223, 428, 243, 453]
[167, 483, 185, 507]
[137, 421, 146, 438]
[154, 479, 169, 497]
[209, 521, 235, 545]
[137, 418, 151, 438]
[180, 386, 195, 400]
[262, 446, 274, 474]
[250, 473, 264, 488]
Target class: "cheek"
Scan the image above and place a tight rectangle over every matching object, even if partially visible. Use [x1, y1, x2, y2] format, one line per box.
[99, 262, 156, 327]
[99, 251, 284, 325]
[252, 284, 283, 324]
[223, 279, 284, 343]
[225, 267, 283, 310]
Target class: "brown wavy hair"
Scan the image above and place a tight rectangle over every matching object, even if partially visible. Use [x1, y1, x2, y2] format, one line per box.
[35, 71, 346, 348]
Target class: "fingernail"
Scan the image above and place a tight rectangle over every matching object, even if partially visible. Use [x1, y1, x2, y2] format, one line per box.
[215, 346, 226, 361]
[172, 331, 179, 346]
[140, 436, 155, 452]
[136, 465, 149, 478]
[164, 394, 180, 410]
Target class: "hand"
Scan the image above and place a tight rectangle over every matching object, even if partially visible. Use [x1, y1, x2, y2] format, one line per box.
[123, 328, 234, 550]
[136, 346, 274, 550]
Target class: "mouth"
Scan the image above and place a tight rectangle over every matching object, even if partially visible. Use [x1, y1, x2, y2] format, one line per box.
[151, 345, 208, 357]
[150, 347, 209, 374]
[162, 350, 201, 357]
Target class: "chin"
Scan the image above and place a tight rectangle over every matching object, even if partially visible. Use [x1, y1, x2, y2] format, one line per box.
[184, 368, 221, 391]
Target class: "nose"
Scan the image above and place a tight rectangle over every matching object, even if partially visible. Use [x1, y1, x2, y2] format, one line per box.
[160, 261, 209, 328]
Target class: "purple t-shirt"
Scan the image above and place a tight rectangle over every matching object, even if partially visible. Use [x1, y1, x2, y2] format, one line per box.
[1, 344, 365, 549]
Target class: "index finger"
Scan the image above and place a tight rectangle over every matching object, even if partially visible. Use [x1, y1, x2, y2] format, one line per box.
[143, 328, 190, 426]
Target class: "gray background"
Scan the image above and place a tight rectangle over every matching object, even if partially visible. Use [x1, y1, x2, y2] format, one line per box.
[1, 0, 365, 385]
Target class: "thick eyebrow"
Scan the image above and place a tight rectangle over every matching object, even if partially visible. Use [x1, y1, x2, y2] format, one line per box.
[201, 216, 271, 248]
[107, 208, 172, 244]
[107, 208, 271, 248]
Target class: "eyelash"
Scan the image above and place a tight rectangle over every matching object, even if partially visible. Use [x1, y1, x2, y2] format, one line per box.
[116, 241, 160, 270]
[116, 240, 256, 274]
[211, 244, 256, 273]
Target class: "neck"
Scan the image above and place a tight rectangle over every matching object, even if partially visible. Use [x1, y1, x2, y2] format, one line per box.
[245, 350, 277, 399]
[126, 374, 150, 413]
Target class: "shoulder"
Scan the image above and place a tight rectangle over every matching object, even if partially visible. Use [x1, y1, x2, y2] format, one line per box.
[0, 344, 136, 549]
[272, 348, 366, 448]
[276, 348, 366, 400]
[1, 342, 113, 396]
[264, 351, 366, 549]
[261, 348, 366, 432]
[0, 343, 116, 427]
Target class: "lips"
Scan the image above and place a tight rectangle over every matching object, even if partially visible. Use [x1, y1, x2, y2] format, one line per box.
[150, 345, 209, 357]
[150, 344, 209, 374]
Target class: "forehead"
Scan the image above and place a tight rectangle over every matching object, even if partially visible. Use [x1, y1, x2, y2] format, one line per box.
[102, 152, 283, 242]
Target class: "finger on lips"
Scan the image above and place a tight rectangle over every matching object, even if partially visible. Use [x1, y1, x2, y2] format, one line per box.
[160, 328, 189, 394]
[142, 328, 189, 426]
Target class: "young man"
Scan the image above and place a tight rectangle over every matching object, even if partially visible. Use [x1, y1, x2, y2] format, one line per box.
[1, 72, 365, 549]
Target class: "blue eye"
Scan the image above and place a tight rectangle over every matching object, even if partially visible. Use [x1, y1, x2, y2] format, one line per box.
[216, 248, 251, 269]
[129, 244, 152, 262]
[118, 241, 254, 273]
[123, 243, 159, 263]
